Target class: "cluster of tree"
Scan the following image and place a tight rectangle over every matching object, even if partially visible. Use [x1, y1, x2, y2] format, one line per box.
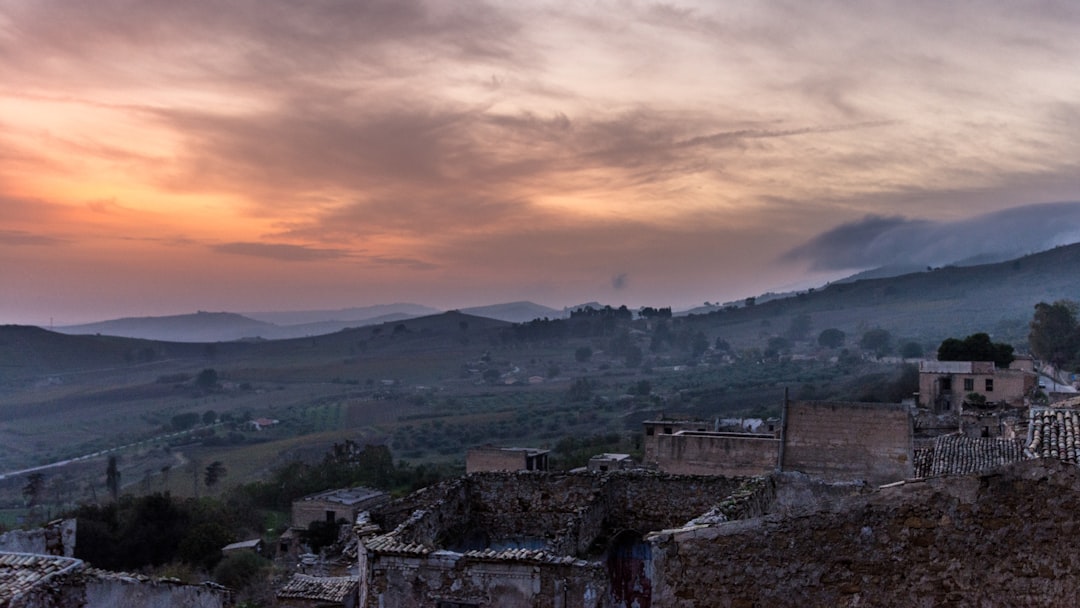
[1029, 300, 1080, 369]
[74, 493, 246, 572]
[638, 306, 672, 319]
[937, 332, 1015, 368]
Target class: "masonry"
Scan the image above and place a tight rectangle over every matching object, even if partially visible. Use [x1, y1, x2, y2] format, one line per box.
[780, 400, 913, 484]
[357, 471, 773, 608]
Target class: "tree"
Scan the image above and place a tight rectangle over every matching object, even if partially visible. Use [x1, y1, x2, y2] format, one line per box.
[567, 378, 594, 402]
[22, 473, 45, 507]
[786, 314, 813, 341]
[204, 461, 227, 488]
[937, 332, 1014, 368]
[196, 368, 219, 389]
[899, 341, 924, 359]
[106, 456, 121, 502]
[818, 328, 846, 349]
[1029, 300, 1080, 368]
[860, 328, 893, 358]
[202, 410, 218, 425]
[574, 346, 593, 363]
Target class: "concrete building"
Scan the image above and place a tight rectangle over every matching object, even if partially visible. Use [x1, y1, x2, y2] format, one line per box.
[293, 487, 390, 529]
[918, 360, 1036, 412]
[465, 446, 549, 473]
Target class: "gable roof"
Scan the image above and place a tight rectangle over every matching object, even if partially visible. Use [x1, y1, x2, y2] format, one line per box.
[276, 573, 357, 603]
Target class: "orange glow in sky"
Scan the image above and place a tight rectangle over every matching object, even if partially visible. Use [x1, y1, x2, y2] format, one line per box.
[2, 1, 1080, 324]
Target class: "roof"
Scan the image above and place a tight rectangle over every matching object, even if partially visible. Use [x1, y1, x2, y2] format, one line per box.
[276, 573, 357, 603]
[298, 486, 387, 506]
[916, 434, 1026, 478]
[222, 539, 262, 552]
[919, 361, 998, 374]
[469, 446, 549, 456]
[0, 552, 83, 604]
[590, 453, 632, 461]
[1027, 407, 1080, 463]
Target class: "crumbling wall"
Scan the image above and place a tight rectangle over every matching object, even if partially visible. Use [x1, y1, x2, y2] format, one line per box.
[609, 474, 750, 533]
[655, 433, 779, 476]
[650, 459, 1080, 607]
[0, 520, 76, 557]
[81, 573, 229, 608]
[367, 552, 607, 608]
[782, 401, 913, 484]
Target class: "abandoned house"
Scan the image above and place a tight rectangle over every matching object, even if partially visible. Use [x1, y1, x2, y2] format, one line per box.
[355, 471, 773, 608]
[465, 446, 549, 473]
[645, 400, 914, 484]
[918, 360, 1036, 412]
[586, 453, 635, 473]
[292, 486, 391, 529]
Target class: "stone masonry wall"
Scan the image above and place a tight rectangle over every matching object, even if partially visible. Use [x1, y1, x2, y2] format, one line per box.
[782, 400, 913, 484]
[655, 433, 779, 477]
[650, 459, 1080, 607]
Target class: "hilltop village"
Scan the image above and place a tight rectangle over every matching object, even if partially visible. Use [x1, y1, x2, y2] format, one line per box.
[5, 344, 1080, 606]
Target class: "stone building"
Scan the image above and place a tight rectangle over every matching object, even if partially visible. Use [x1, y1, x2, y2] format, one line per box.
[465, 446, 549, 473]
[586, 453, 635, 473]
[0, 552, 230, 608]
[277, 573, 358, 608]
[356, 471, 772, 608]
[645, 400, 914, 484]
[293, 487, 390, 529]
[918, 360, 1036, 412]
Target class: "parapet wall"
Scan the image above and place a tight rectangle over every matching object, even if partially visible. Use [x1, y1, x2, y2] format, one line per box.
[782, 401, 913, 484]
[655, 432, 779, 477]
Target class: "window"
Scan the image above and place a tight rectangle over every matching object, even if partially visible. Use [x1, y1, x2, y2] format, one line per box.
[438, 602, 480, 608]
[940, 377, 952, 391]
[646, 427, 655, 436]
[663, 427, 673, 434]
[963, 378, 974, 391]
[985, 379, 994, 392]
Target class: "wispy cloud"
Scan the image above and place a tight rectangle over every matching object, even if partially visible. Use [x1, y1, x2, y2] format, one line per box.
[212, 242, 352, 262]
[0, 230, 69, 247]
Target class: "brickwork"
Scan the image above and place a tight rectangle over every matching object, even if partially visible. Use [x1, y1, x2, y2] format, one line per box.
[781, 401, 913, 484]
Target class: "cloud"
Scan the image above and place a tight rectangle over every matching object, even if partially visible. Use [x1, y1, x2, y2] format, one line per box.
[0, 230, 69, 247]
[211, 242, 351, 262]
[781, 201, 1080, 271]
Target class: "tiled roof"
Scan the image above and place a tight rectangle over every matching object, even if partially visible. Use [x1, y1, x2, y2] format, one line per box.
[923, 434, 1025, 477]
[1027, 408, 1080, 463]
[276, 574, 357, 603]
[0, 552, 83, 604]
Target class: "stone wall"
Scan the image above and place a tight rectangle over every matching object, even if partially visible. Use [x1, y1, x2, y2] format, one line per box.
[655, 433, 779, 477]
[0, 520, 76, 557]
[650, 459, 1080, 607]
[781, 400, 913, 484]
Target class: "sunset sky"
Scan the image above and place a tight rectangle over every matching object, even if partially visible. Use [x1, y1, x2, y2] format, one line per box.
[3, 1, 1080, 325]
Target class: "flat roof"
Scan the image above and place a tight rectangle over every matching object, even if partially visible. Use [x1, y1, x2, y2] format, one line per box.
[298, 486, 387, 506]
[469, 446, 550, 456]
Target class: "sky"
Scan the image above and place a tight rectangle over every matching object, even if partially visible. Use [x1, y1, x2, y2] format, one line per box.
[2, 1, 1080, 325]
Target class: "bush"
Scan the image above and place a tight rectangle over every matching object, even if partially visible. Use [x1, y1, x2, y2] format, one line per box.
[213, 552, 269, 590]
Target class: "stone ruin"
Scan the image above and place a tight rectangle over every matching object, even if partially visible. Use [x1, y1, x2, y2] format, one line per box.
[356, 471, 775, 608]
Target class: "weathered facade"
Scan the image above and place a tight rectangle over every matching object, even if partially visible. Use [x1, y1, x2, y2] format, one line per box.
[647, 401, 914, 484]
[0, 552, 230, 608]
[357, 472, 772, 608]
[465, 447, 549, 473]
[293, 487, 390, 529]
[654, 432, 779, 476]
[918, 360, 1036, 412]
[780, 400, 914, 484]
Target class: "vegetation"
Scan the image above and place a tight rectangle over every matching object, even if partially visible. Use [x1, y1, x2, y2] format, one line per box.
[937, 332, 1015, 368]
[1029, 300, 1080, 370]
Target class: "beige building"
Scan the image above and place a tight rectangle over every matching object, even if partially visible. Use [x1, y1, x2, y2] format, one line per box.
[292, 487, 390, 529]
[918, 360, 1036, 412]
[465, 446, 549, 473]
